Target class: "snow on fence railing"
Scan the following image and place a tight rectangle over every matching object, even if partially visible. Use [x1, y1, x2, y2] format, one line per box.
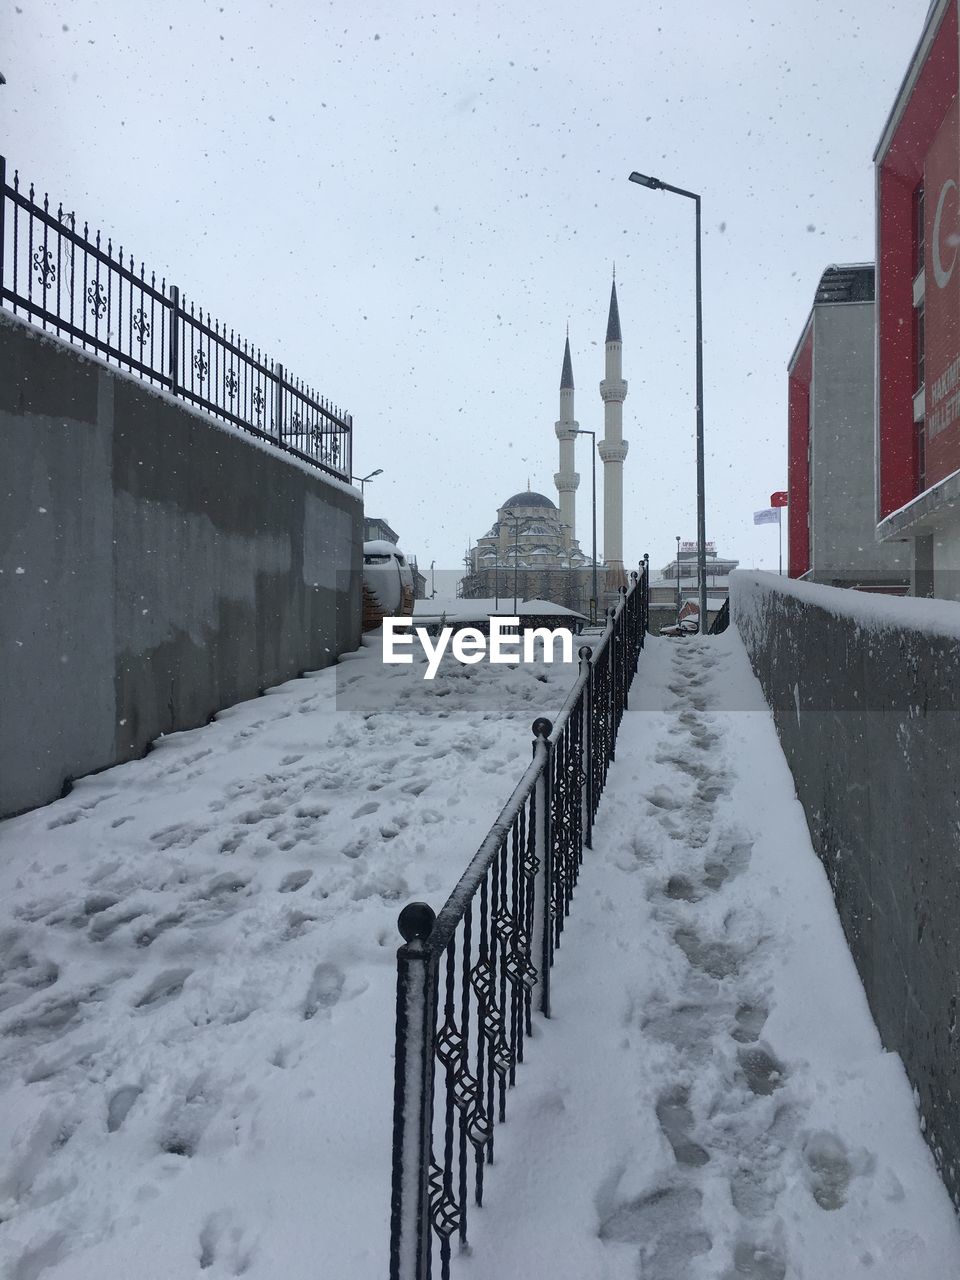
[0, 156, 352, 482]
[389, 559, 650, 1280]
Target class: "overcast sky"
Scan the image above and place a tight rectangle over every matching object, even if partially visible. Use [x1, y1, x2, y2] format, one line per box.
[3, 0, 927, 577]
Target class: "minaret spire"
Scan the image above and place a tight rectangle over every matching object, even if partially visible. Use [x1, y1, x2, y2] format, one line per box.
[599, 274, 628, 589]
[554, 332, 580, 539]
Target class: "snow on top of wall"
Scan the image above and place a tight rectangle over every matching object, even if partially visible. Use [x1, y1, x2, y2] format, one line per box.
[0, 308, 361, 504]
[732, 570, 960, 641]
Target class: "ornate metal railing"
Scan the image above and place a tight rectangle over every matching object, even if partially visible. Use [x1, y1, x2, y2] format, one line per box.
[708, 597, 730, 634]
[0, 156, 351, 481]
[389, 558, 650, 1280]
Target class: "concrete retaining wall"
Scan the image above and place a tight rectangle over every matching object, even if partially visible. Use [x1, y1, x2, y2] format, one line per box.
[732, 570, 960, 1210]
[0, 312, 361, 817]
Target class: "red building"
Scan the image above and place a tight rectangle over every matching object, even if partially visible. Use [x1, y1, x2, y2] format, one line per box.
[875, 0, 960, 597]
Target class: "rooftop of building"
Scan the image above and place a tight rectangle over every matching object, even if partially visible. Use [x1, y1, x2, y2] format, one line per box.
[500, 490, 558, 510]
[814, 264, 875, 305]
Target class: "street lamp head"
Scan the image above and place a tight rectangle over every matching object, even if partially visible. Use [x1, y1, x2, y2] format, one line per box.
[368, 468, 384, 480]
[629, 171, 662, 190]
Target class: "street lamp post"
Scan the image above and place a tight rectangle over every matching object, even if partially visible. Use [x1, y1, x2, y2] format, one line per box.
[573, 428, 599, 624]
[352, 468, 383, 498]
[676, 534, 682, 617]
[502, 512, 525, 613]
[629, 170, 707, 631]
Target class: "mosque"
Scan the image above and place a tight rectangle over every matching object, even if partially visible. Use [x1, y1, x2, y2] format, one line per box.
[460, 276, 629, 618]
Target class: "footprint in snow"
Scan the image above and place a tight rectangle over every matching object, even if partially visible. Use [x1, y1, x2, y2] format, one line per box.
[674, 925, 742, 979]
[401, 778, 430, 795]
[107, 1084, 142, 1132]
[88, 906, 146, 942]
[732, 1001, 768, 1043]
[656, 1086, 710, 1167]
[737, 1044, 787, 1096]
[199, 1208, 258, 1274]
[135, 911, 186, 948]
[803, 1131, 854, 1210]
[723, 1238, 787, 1279]
[279, 870, 313, 893]
[47, 810, 83, 829]
[351, 801, 379, 818]
[150, 822, 210, 850]
[598, 1182, 712, 1274]
[640, 996, 728, 1062]
[135, 968, 193, 1009]
[303, 963, 345, 1019]
[660, 872, 703, 902]
[646, 787, 684, 812]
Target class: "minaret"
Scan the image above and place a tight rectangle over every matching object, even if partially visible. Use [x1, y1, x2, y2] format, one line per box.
[554, 330, 580, 541]
[599, 274, 628, 589]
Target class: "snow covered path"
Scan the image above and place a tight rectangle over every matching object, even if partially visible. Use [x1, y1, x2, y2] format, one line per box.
[453, 633, 960, 1280]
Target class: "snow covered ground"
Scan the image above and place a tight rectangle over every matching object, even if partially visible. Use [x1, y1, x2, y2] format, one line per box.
[0, 627, 957, 1279]
[0, 637, 578, 1279]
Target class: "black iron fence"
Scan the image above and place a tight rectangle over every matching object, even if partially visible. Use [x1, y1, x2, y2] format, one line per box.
[0, 157, 351, 481]
[708, 597, 730, 634]
[389, 560, 650, 1280]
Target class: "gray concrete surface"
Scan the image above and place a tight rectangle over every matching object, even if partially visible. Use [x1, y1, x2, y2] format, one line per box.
[733, 572, 960, 1213]
[0, 312, 361, 817]
[809, 301, 910, 585]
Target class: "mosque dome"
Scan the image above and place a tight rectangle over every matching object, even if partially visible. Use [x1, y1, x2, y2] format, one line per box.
[500, 490, 558, 510]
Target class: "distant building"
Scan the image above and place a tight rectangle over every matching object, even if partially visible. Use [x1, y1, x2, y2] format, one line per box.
[874, 0, 960, 598]
[461, 489, 606, 615]
[787, 265, 909, 589]
[657, 541, 738, 585]
[460, 278, 635, 616]
[363, 516, 399, 545]
[648, 541, 737, 630]
[362, 515, 426, 598]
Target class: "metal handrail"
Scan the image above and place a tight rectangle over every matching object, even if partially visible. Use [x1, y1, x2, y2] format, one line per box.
[0, 156, 352, 481]
[389, 561, 650, 1280]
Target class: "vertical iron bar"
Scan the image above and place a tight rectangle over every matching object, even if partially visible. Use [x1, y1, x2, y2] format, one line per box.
[531, 719, 553, 1017]
[0, 157, 5, 307]
[81, 224, 89, 348]
[458, 904, 471, 1251]
[41, 193, 49, 330]
[582, 646, 594, 848]
[55, 202, 62, 335]
[496, 842, 508, 1123]
[167, 285, 180, 397]
[275, 360, 285, 444]
[105, 238, 113, 361]
[475, 875, 488, 1203]
[69, 213, 75, 336]
[390, 907, 437, 1280]
[27, 183, 34, 318]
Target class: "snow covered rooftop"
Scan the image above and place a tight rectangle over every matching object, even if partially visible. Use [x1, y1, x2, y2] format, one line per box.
[412, 597, 586, 621]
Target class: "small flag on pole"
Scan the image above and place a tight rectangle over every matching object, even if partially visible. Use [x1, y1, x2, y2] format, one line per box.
[753, 508, 780, 525]
[770, 490, 788, 508]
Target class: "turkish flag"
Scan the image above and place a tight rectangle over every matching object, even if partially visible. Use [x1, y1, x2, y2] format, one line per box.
[770, 491, 788, 507]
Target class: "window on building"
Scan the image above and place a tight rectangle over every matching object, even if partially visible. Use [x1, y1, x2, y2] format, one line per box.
[914, 182, 925, 277]
[914, 302, 925, 392]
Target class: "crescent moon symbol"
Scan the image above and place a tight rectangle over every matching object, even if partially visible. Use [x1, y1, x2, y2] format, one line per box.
[933, 177, 958, 289]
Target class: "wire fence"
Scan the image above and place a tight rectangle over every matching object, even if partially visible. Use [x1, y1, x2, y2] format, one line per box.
[389, 559, 650, 1280]
[0, 156, 352, 481]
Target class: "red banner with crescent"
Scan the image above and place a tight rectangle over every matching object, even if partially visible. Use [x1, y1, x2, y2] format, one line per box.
[924, 96, 960, 487]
